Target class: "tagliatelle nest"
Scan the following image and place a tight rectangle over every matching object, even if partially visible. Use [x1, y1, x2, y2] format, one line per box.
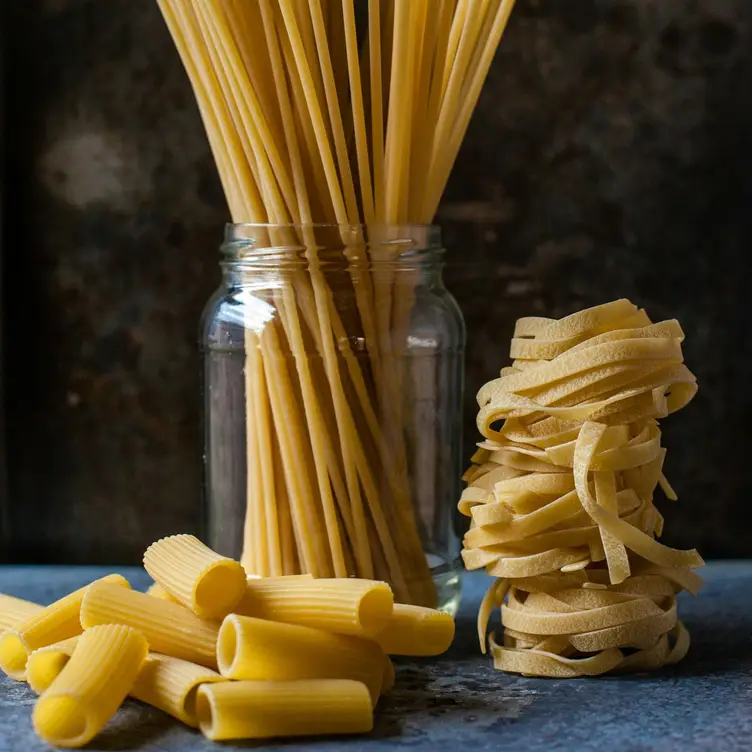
[460, 299, 703, 677]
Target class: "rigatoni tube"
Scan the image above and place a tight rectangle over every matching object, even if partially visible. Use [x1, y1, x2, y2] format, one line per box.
[32, 625, 148, 749]
[196, 680, 373, 741]
[0, 574, 130, 681]
[236, 577, 394, 637]
[131, 653, 226, 727]
[145, 582, 180, 604]
[144, 535, 247, 619]
[0, 594, 44, 632]
[374, 604, 455, 656]
[30, 643, 226, 728]
[80, 582, 219, 668]
[26, 637, 80, 694]
[217, 614, 383, 704]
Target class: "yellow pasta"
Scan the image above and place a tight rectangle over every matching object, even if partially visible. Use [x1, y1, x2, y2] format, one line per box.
[236, 577, 394, 637]
[30, 642, 226, 728]
[157, 0, 518, 606]
[143, 535, 247, 619]
[130, 653, 227, 727]
[196, 679, 373, 741]
[26, 637, 79, 694]
[217, 614, 383, 705]
[0, 594, 44, 631]
[374, 604, 455, 656]
[486, 574, 691, 677]
[145, 582, 180, 604]
[80, 581, 219, 669]
[0, 574, 130, 681]
[460, 301, 703, 676]
[32, 625, 148, 749]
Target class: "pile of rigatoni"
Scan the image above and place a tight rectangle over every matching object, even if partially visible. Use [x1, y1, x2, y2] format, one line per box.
[0, 535, 455, 748]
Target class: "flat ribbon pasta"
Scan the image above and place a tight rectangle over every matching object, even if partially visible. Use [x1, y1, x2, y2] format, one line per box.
[460, 300, 703, 677]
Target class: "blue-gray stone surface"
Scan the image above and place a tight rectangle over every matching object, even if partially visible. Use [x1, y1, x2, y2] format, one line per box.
[1, 564, 750, 751]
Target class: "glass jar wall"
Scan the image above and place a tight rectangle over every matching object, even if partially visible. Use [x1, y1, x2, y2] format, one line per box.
[200, 224, 465, 612]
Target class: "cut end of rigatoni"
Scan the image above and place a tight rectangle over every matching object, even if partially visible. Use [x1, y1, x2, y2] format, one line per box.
[375, 604, 456, 657]
[33, 624, 148, 749]
[28, 651, 70, 695]
[356, 583, 395, 637]
[27, 638, 79, 694]
[216, 614, 384, 705]
[193, 559, 247, 619]
[183, 685, 209, 729]
[144, 534, 247, 619]
[195, 683, 219, 740]
[1, 573, 131, 683]
[216, 616, 240, 678]
[0, 574, 130, 681]
[33, 694, 91, 749]
[0, 631, 30, 681]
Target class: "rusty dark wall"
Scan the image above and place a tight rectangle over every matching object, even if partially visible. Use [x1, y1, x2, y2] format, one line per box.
[441, 0, 752, 559]
[2, 0, 751, 563]
[3, 0, 224, 563]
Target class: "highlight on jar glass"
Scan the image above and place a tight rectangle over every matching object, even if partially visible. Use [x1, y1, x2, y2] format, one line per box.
[201, 223, 465, 611]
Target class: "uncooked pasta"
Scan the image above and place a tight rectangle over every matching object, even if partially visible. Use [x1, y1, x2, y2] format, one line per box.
[2, 536, 456, 747]
[157, 0, 517, 605]
[460, 300, 703, 676]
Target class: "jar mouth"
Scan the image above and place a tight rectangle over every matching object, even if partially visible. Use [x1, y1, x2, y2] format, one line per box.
[221, 223, 442, 263]
[224, 221, 437, 233]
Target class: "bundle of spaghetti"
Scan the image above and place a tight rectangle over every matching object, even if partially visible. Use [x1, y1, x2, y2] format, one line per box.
[459, 299, 704, 676]
[157, 0, 517, 605]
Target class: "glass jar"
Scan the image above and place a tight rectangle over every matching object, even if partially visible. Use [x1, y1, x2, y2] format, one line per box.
[200, 224, 465, 612]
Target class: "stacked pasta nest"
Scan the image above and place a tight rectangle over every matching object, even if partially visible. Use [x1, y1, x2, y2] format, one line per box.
[459, 299, 704, 677]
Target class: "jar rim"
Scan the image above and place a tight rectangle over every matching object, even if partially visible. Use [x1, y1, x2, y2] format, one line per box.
[224, 222, 437, 230]
[221, 223, 443, 263]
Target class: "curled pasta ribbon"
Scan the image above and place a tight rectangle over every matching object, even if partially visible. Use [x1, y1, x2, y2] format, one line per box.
[461, 419, 702, 584]
[460, 300, 703, 676]
[486, 576, 691, 677]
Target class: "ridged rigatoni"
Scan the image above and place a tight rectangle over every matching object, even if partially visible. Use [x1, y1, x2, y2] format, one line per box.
[30, 643, 226, 728]
[80, 582, 219, 668]
[32, 625, 148, 749]
[0, 594, 44, 631]
[145, 582, 180, 604]
[217, 615, 383, 704]
[374, 604, 455, 656]
[27, 637, 80, 694]
[0, 574, 130, 681]
[131, 653, 226, 727]
[144, 535, 247, 619]
[236, 578, 394, 637]
[196, 680, 373, 741]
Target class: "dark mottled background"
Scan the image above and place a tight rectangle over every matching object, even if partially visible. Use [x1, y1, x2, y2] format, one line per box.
[1, 0, 750, 564]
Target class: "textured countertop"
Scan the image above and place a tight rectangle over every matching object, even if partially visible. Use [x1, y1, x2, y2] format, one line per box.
[0, 563, 750, 752]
